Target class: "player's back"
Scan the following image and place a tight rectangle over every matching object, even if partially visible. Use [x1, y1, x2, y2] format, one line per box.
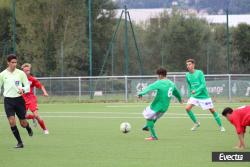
[233, 106, 250, 126]
[151, 79, 176, 112]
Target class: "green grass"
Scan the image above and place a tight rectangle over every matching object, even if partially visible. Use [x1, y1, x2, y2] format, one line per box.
[0, 102, 249, 167]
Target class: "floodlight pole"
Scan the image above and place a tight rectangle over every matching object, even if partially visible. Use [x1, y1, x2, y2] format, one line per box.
[88, 0, 93, 98]
[124, 6, 129, 75]
[226, 9, 230, 74]
[127, 12, 144, 75]
[98, 6, 144, 76]
[12, 0, 16, 54]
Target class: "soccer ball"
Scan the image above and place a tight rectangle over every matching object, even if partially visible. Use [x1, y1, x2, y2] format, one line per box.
[120, 122, 131, 133]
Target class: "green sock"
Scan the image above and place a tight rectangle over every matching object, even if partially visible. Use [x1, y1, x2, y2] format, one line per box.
[187, 110, 198, 123]
[147, 120, 158, 139]
[213, 112, 222, 127]
[144, 119, 157, 129]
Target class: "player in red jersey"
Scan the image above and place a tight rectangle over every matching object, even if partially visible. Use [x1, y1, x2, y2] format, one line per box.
[21, 63, 49, 134]
[222, 105, 250, 150]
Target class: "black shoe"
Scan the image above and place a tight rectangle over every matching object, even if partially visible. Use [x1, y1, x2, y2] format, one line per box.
[142, 126, 149, 131]
[15, 143, 24, 148]
[28, 128, 33, 137]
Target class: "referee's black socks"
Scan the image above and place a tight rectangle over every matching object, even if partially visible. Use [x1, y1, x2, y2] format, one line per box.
[25, 124, 33, 136]
[11, 126, 22, 144]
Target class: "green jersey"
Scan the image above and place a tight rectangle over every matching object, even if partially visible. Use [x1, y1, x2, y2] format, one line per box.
[186, 69, 209, 99]
[0, 69, 30, 98]
[138, 79, 182, 113]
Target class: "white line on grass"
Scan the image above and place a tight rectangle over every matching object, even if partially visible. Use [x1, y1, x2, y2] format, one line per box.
[40, 116, 214, 119]
[0, 115, 213, 119]
[23, 112, 213, 116]
[106, 105, 185, 108]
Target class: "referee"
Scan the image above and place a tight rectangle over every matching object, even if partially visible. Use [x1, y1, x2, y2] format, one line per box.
[0, 54, 33, 148]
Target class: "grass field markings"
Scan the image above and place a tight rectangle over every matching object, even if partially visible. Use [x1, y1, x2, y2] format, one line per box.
[40, 116, 213, 119]
[0, 114, 213, 119]
[105, 103, 244, 108]
[21, 111, 213, 116]
[106, 105, 186, 108]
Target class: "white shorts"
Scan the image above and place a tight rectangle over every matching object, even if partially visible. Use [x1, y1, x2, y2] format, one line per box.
[143, 106, 164, 120]
[187, 97, 214, 110]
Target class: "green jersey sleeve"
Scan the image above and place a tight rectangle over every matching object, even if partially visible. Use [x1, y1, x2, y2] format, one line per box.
[138, 81, 159, 96]
[195, 71, 206, 94]
[173, 86, 182, 102]
[186, 76, 191, 97]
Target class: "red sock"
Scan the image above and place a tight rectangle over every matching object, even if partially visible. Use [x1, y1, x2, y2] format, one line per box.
[38, 119, 47, 130]
[26, 114, 35, 119]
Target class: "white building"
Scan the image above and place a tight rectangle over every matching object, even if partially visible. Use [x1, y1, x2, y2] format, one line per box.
[115, 8, 250, 27]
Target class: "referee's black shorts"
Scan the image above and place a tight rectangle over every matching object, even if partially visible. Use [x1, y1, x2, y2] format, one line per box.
[4, 96, 26, 120]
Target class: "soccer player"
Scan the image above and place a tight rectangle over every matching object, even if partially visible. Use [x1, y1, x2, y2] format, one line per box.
[21, 63, 49, 134]
[0, 54, 33, 148]
[138, 67, 183, 141]
[222, 106, 250, 150]
[185, 59, 225, 131]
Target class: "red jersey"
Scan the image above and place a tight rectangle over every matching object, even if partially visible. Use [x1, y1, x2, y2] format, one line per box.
[229, 105, 250, 134]
[23, 75, 43, 97]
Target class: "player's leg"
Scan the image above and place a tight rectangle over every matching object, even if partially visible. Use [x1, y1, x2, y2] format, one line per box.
[186, 104, 197, 123]
[186, 102, 200, 131]
[145, 112, 165, 140]
[15, 97, 33, 137]
[30, 100, 49, 134]
[209, 108, 225, 132]
[200, 98, 225, 131]
[32, 110, 49, 134]
[186, 103, 200, 130]
[145, 119, 158, 140]
[19, 119, 33, 136]
[25, 102, 37, 127]
[142, 106, 157, 131]
[4, 98, 24, 148]
[8, 116, 24, 148]
[142, 107, 158, 140]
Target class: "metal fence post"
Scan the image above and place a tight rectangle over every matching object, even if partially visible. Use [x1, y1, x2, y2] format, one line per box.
[173, 75, 176, 102]
[78, 77, 81, 102]
[125, 76, 128, 102]
[173, 75, 176, 84]
[228, 74, 232, 102]
[49, 77, 52, 95]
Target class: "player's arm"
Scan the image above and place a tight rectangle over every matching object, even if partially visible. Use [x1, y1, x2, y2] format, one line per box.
[173, 86, 182, 103]
[194, 71, 206, 94]
[20, 72, 30, 93]
[236, 133, 245, 149]
[234, 123, 246, 149]
[41, 85, 49, 96]
[34, 78, 49, 96]
[185, 76, 191, 97]
[0, 73, 3, 94]
[138, 81, 159, 97]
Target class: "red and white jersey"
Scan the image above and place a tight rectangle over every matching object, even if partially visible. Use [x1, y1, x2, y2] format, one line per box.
[229, 105, 250, 134]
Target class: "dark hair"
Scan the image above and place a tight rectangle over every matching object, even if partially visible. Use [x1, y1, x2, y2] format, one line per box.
[186, 59, 195, 64]
[7, 54, 17, 62]
[156, 67, 167, 77]
[222, 107, 233, 117]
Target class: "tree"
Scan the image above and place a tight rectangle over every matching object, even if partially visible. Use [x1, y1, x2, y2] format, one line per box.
[232, 24, 250, 73]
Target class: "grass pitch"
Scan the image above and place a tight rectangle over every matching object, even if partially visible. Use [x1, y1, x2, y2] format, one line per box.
[0, 102, 249, 167]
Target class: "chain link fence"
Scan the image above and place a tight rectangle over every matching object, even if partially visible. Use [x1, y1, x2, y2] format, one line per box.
[29, 74, 250, 103]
